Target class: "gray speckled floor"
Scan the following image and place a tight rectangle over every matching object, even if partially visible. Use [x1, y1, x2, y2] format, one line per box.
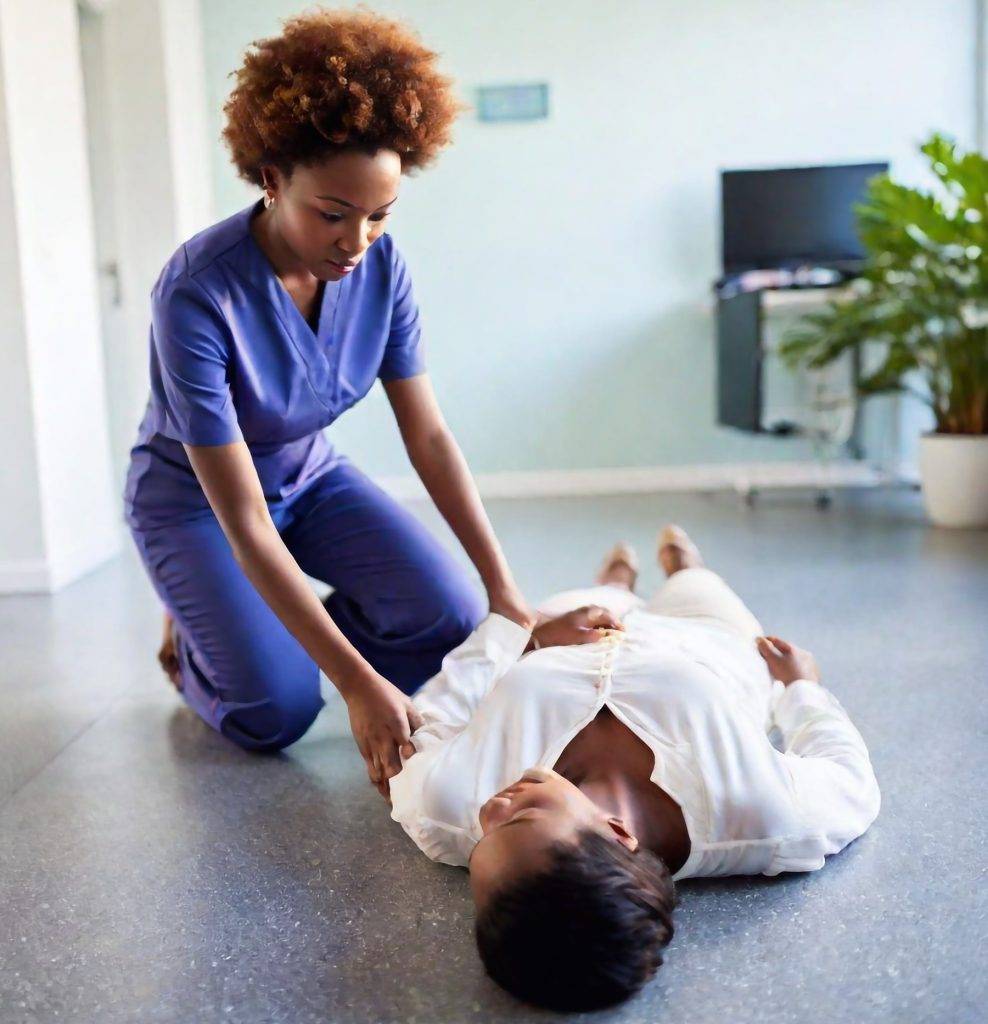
[1, 488, 986, 1024]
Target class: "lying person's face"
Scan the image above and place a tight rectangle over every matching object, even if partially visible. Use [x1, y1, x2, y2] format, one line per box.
[469, 767, 638, 906]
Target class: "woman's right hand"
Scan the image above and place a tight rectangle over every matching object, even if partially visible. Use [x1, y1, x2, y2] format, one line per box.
[343, 671, 424, 797]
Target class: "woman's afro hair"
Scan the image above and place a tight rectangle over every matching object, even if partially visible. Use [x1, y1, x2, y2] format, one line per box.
[222, 5, 466, 188]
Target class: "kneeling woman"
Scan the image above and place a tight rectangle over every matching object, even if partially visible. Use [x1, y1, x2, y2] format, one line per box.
[124, 9, 528, 785]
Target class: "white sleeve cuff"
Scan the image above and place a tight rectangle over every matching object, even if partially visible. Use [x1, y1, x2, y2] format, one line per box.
[477, 612, 532, 662]
[772, 680, 840, 732]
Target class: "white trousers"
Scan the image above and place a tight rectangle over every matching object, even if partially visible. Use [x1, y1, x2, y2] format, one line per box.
[535, 567, 764, 640]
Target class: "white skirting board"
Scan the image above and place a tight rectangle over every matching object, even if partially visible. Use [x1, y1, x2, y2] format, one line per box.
[0, 559, 53, 594]
[377, 459, 910, 502]
[0, 532, 122, 595]
[0, 461, 912, 594]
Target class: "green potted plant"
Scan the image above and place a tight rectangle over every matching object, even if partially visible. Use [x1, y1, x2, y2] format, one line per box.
[780, 132, 988, 527]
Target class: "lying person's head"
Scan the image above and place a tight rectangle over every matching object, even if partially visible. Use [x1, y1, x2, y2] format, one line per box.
[469, 767, 677, 1011]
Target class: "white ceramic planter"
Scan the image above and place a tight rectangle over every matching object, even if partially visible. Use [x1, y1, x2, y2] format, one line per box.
[918, 433, 988, 528]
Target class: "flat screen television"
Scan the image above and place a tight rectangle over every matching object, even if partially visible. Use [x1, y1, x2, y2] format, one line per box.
[720, 161, 888, 275]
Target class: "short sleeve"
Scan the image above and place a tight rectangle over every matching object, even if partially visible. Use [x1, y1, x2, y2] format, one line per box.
[150, 278, 242, 446]
[377, 240, 426, 381]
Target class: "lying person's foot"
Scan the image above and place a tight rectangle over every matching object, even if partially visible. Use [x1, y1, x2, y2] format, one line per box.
[157, 611, 182, 691]
[595, 541, 639, 591]
[658, 524, 703, 576]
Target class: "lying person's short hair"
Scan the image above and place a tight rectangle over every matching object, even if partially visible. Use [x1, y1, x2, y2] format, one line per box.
[474, 829, 677, 1011]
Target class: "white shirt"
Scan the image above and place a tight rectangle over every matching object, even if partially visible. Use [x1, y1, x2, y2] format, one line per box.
[389, 610, 881, 880]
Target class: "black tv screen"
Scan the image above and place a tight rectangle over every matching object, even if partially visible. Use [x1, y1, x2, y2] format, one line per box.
[720, 162, 888, 274]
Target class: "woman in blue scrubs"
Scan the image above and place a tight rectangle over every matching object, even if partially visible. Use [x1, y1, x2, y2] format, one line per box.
[124, 9, 533, 791]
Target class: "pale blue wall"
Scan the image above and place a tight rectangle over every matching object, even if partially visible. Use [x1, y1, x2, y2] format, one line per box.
[199, 0, 968, 478]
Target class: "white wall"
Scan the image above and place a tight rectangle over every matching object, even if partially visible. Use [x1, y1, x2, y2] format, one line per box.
[79, 0, 215, 492]
[0, 41, 45, 570]
[0, 0, 118, 592]
[160, 0, 215, 243]
[202, 0, 975, 478]
[0, 0, 214, 592]
[85, 0, 214, 488]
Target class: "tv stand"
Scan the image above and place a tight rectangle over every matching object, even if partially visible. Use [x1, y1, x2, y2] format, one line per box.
[715, 281, 859, 445]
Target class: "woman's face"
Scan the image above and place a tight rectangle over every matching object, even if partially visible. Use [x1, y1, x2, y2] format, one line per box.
[263, 148, 402, 282]
[469, 767, 639, 907]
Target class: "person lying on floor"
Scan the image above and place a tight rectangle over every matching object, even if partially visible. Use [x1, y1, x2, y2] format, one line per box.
[387, 525, 881, 1012]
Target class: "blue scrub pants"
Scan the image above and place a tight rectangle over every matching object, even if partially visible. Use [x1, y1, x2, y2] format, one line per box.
[129, 457, 485, 752]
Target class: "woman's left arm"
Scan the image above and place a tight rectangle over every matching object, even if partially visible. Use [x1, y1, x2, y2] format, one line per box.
[383, 375, 532, 625]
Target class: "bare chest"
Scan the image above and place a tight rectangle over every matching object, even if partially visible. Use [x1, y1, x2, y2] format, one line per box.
[553, 706, 654, 781]
[553, 706, 692, 872]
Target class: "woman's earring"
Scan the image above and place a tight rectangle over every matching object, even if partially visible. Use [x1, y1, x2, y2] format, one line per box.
[263, 191, 276, 209]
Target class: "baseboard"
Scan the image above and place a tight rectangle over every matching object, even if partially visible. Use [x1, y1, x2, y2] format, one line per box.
[884, 460, 921, 486]
[0, 530, 122, 595]
[377, 459, 901, 502]
[0, 559, 53, 593]
[0, 461, 908, 592]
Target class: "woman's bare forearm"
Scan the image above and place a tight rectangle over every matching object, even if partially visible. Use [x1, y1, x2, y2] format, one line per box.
[183, 442, 373, 697]
[382, 375, 528, 623]
[407, 430, 520, 601]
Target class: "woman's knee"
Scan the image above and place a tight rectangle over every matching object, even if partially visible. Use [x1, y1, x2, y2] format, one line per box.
[444, 571, 486, 632]
[406, 568, 486, 643]
[218, 669, 323, 753]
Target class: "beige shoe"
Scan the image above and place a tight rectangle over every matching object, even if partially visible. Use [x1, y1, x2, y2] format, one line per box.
[657, 524, 703, 576]
[595, 541, 640, 589]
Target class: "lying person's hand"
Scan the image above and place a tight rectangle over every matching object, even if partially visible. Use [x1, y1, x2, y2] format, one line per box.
[527, 605, 625, 652]
[756, 635, 820, 685]
[343, 670, 424, 796]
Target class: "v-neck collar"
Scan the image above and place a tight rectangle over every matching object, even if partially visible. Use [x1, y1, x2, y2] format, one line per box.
[232, 198, 346, 347]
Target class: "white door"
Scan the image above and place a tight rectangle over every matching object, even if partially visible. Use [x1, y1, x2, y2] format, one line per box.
[78, 2, 134, 492]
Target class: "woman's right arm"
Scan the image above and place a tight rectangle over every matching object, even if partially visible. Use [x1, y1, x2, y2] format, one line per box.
[184, 440, 422, 788]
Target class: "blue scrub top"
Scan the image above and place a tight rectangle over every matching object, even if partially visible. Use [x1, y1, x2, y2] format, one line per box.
[124, 198, 425, 529]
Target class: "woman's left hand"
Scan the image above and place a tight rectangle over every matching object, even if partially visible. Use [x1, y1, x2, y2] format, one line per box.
[487, 583, 536, 630]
